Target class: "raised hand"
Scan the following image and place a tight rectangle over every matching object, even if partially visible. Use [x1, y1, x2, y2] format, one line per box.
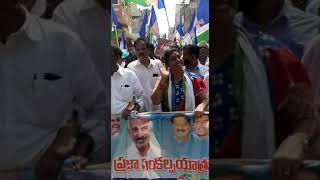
[159, 63, 170, 81]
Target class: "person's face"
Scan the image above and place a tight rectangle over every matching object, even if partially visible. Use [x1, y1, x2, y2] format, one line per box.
[111, 115, 120, 136]
[193, 115, 209, 138]
[182, 49, 195, 68]
[199, 44, 209, 59]
[172, 117, 190, 141]
[112, 52, 120, 67]
[135, 42, 149, 60]
[168, 51, 183, 72]
[128, 118, 151, 150]
[128, 44, 135, 55]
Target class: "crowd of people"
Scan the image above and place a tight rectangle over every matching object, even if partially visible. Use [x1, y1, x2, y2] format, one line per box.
[212, 0, 320, 179]
[111, 38, 209, 119]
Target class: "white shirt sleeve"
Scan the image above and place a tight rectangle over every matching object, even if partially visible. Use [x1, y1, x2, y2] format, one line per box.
[68, 35, 108, 153]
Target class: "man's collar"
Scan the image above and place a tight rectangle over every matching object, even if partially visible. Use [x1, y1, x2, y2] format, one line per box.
[11, 5, 43, 42]
[115, 66, 124, 76]
[137, 58, 153, 68]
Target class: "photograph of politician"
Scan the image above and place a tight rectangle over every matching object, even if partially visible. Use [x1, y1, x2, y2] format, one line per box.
[193, 113, 209, 139]
[171, 113, 191, 144]
[127, 115, 161, 160]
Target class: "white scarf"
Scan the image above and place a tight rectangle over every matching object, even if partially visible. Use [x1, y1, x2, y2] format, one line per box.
[168, 73, 196, 111]
[236, 20, 276, 158]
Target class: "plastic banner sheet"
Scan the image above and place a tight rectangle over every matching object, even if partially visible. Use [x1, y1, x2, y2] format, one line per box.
[111, 112, 209, 179]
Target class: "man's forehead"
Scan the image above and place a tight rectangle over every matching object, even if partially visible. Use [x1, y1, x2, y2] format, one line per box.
[173, 117, 188, 124]
[135, 41, 147, 48]
[199, 43, 209, 48]
[129, 118, 150, 126]
[195, 116, 209, 122]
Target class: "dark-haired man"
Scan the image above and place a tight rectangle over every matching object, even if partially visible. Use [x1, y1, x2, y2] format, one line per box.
[111, 46, 144, 119]
[127, 38, 162, 112]
[183, 44, 209, 80]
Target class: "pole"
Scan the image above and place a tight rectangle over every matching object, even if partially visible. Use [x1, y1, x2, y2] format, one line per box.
[115, 26, 119, 47]
[164, 7, 170, 30]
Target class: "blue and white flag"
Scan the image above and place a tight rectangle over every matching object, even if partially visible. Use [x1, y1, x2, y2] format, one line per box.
[139, 10, 149, 38]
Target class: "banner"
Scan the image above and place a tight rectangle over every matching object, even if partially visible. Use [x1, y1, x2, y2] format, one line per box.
[111, 112, 209, 179]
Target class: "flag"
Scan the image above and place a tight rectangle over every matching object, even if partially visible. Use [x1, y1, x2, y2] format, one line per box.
[156, 0, 170, 33]
[139, 10, 149, 38]
[185, 0, 210, 45]
[184, 11, 197, 45]
[188, 12, 197, 33]
[196, 23, 209, 43]
[176, 23, 184, 37]
[195, 0, 209, 43]
[111, 6, 119, 30]
[149, 5, 159, 36]
[111, 6, 119, 41]
[196, 0, 209, 26]
[125, 0, 149, 7]
[158, 0, 166, 9]
[120, 29, 126, 50]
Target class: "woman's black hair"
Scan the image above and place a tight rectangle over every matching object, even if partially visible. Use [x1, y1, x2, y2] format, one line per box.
[163, 48, 180, 65]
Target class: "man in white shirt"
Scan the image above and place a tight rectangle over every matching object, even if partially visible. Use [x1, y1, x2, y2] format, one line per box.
[127, 38, 162, 112]
[0, 1, 106, 179]
[53, 0, 108, 84]
[126, 115, 161, 179]
[52, 0, 111, 164]
[111, 46, 144, 119]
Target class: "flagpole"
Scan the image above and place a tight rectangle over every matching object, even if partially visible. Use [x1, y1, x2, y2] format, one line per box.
[164, 8, 170, 32]
[115, 27, 119, 47]
[158, 0, 170, 38]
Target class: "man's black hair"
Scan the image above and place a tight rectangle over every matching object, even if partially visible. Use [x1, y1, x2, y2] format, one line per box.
[183, 44, 200, 59]
[171, 113, 190, 124]
[111, 45, 122, 57]
[134, 38, 148, 48]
